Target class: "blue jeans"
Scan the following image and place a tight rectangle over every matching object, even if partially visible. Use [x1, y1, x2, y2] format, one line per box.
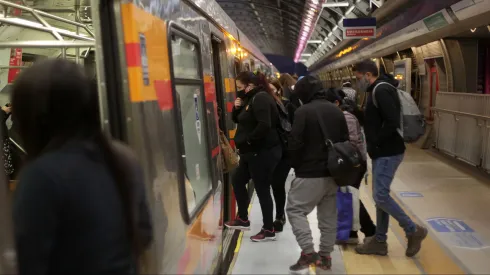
[372, 154, 416, 242]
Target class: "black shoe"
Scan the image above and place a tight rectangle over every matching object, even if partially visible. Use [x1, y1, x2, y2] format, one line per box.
[316, 254, 332, 270]
[289, 252, 318, 274]
[273, 215, 286, 232]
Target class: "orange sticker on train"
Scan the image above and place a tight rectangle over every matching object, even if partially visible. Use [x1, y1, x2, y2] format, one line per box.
[120, 3, 173, 110]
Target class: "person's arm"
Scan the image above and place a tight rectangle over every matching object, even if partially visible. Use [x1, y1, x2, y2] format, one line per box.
[374, 87, 401, 144]
[13, 164, 58, 275]
[345, 113, 360, 146]
[231, 103, 242, 123]
[288, 108, 306, 169]
[247, 93, 273, 143]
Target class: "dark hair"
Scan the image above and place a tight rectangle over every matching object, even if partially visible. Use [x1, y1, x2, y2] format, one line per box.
[324, 88, 346, 104]
[353, 59, 379, 77]
[236, 71, 279, 102]
[325, 87, 365, 126]
[11, 59, 141, 256]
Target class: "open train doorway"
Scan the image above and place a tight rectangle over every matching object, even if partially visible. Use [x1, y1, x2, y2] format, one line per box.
[211, 35, 232, 226]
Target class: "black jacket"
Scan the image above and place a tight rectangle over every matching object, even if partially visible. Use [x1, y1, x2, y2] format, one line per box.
[1, 109, 11, 140]
[288, 75, 349, 178]
[232, 88, 280, 153]
[364, 74, 406, 159]
[13, 140, 153, 275]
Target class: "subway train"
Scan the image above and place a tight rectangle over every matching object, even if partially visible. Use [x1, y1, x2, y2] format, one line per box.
[0, 0, 277, 274]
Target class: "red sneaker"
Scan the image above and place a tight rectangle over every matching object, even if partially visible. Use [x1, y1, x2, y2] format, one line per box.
[250, 228, 276, 242]
[224, 218, 250, 231]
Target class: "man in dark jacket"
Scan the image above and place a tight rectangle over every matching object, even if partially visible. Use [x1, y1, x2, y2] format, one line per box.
[353, 60, 427, 257]
[286, 75, 349, 273]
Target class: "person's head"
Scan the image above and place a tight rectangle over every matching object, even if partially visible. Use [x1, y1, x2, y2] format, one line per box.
[324, 88, 346, 107]
[236, 71, 278, 102]
[270, 79, 282, 97]
[236, 71, 257, 94]
[293, 74, 323, 104]
[353, 59, 379, 85]
[11, 59, 99, 158]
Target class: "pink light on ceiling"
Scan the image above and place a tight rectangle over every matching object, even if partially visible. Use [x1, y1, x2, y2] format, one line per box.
[294, 0, 324, 63]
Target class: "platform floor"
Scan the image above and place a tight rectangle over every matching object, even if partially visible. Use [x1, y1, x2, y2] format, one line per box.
[229, 146, 490, 274]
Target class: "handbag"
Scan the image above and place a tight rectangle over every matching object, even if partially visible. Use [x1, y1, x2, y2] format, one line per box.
[336, 187, 353, 241]
[315, 110, 362, 187]
[219, 130, 239, 173]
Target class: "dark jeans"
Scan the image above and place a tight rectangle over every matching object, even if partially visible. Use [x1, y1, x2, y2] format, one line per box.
[232, 145, 281, 230]
[271, 154, 291, 219]
[350, 160, 376, 238]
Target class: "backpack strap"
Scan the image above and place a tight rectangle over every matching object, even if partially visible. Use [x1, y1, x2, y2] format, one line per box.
[314, 109, 332, 147]
[372, 82, 396, 108]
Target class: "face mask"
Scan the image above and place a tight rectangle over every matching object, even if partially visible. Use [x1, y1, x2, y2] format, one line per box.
[236, 90, 246, 98]
[357, 75, 370, 92]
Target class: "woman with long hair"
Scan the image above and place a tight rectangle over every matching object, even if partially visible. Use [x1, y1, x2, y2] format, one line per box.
[225, 71, 282, 242]
[324, 88, 376, 244]
[11, 59, 153, 275]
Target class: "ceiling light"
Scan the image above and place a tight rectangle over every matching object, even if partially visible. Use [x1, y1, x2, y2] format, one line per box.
[346, 6, 355, 15]
[471, 28, 477, 32]
[323, 2, 349, 7]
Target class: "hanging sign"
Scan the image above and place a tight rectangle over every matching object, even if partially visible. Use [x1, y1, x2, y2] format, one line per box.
[8, 48, 22, 83]
[194, 93, 202, 145]
[343, 17, 377, 39]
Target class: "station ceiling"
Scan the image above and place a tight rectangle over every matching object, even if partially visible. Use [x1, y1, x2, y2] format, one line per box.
[217, 0, 387, 60]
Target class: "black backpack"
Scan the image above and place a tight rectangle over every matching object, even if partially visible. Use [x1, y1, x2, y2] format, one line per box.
[315, 110, 362, 187]
[252, 92, 291, 149]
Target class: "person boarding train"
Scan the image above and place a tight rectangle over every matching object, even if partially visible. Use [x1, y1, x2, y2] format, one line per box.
[353, 60, 427, 257]
[225, 71, 282, 242]
[286, 75, 350, 273]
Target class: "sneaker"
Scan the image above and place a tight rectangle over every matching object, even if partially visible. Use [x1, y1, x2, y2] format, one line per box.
[289, 252, 318, 274]
[224, 217, 250, 231]
[406, 224, 428, 257]
[250, 228, 276, 242]
[355, 236, 388, 256]
[336, 237, 359, 245]
[316, 254, 332, 271]
[273, 215, 286, 232]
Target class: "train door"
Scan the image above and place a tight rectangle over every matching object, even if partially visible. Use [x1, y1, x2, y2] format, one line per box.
[211, 35, 231, 223]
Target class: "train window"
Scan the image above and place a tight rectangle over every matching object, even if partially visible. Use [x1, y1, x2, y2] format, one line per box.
[168, 23, 213, 223]
[171, 35, 200, 79]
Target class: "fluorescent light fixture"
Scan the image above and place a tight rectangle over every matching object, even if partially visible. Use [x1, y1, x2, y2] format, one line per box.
[323, 2, 349, 7]
[346, 6, 355, 15]
[307, 40, 322, 43]
[301, 53, 312, 56]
